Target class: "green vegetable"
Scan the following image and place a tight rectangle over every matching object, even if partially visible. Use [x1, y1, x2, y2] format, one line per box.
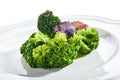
[20, 39, 36, 67]
[37, 10, 61, 37]
[33, 32, 77, 68]
[75, 28, 99, 57]
[20, 10, 99, 68]
[20, 31, 50, 68]
[20, 28, 99, 68]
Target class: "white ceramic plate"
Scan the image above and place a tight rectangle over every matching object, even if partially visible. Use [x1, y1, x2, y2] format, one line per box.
[0, 16, 120, 80]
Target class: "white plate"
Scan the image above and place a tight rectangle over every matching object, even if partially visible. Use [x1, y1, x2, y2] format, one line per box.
[0, 16, 120, 80]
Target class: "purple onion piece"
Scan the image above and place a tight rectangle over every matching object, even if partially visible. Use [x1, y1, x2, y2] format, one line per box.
[53, 21, 76, 38]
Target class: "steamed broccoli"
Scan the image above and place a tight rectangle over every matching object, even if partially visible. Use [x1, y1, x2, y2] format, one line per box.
[33, 32, 77, 68]
[20, 39, 37, 68]
[75, 28, 99, 57]
[20, 31, 50, 68]
[37, 10, 61, 37]
[20, 28, 99, 68]
[21, 32, 78, 68]
[20, 10, 99, 68]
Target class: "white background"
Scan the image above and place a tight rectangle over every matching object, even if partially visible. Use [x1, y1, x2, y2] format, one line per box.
[0, 0, 120, 27]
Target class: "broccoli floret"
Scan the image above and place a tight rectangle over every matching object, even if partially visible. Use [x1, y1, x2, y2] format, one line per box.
[68, 27, 99, 58]
[75, 28, 99, 56]
[20, 39, 39, 68]
[76, 28, 99, 49]
[32, 32, 77, 68]
[33, 31, 50, 43]
[20, 31, 50, 68]
[33, 44, 50, 68]
[37, 10, 61, 37]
